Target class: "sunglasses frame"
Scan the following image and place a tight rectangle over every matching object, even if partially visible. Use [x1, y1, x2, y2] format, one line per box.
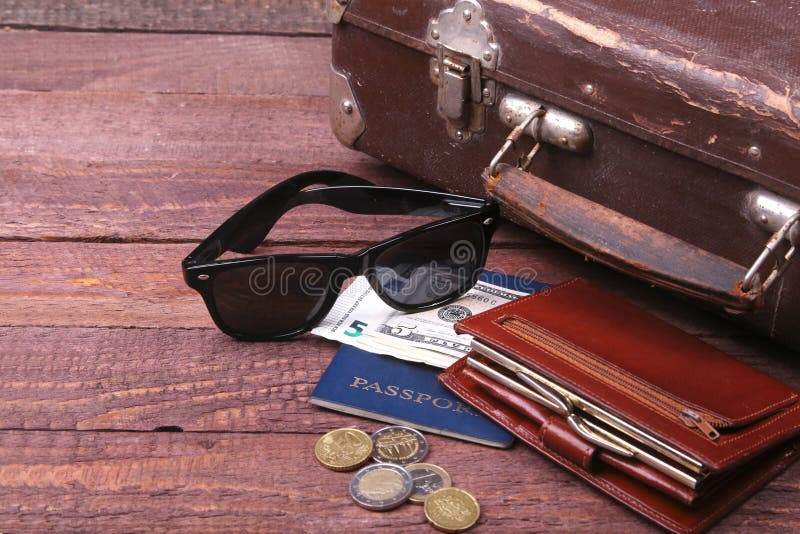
[182, 170, 500, 341]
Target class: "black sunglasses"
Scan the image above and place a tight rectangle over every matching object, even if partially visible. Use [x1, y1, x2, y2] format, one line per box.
[182, 170, 500, 340]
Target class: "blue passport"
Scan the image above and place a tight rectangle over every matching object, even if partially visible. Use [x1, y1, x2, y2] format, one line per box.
[310, 345, 515, 448]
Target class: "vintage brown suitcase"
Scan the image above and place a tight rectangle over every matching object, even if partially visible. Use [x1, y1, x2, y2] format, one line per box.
[327, 0, 800, 349]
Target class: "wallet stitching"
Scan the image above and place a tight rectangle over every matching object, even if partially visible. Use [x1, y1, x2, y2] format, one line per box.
[691, 450, 797, 532]
[442, 366, 689, 529]
[498, 316, 721, 424]
[458, 278, 582, 333]
[450, 372, 542, 446]
[461, 282, 800, 462]
[541, 415, 593, 470]
[469, 323, 712, 455]
[497, 315, 798, 425]
[444, 367, 799, 534]
[442, 370, 688, 532]
[714, 403, 800, 463]
[467, 327, 800, 464]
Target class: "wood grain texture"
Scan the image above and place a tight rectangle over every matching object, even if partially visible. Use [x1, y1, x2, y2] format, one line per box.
[0, 30, 331, 95]
[0, 1, 329, 35]
[0, 243, 570, 329]
[0, 156, 539, 246]
[0, 430, 796, 533]
[0, 325, 797, 434]
[0, 91, 342, 165]
[0, 240, 754, 338]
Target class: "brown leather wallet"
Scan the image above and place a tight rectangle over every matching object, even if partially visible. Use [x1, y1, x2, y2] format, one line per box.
[439, 279, 800, 533]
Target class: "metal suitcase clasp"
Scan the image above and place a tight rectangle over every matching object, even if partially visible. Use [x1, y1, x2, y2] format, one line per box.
[487, 94, 594, 176]
[427, 0, 498, 142]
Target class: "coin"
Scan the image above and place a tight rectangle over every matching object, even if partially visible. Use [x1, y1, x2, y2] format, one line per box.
[406, 463, 453, 504]
[314, 428, 373, 472]
[424, 487, 480, 533]
[371, 426, 428, 465]
[349, 463, 414, 511]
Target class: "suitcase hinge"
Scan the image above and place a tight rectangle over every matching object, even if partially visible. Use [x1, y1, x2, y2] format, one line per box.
[427, 0, 499, 143]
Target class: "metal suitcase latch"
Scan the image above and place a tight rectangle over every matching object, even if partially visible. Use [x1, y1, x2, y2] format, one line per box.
[743, 192, 799, 296]
[488, 94, 594, 176]
[427, 0, 499, 142]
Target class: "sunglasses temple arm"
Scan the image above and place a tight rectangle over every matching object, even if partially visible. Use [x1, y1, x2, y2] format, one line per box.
[228, 188, 487, 255]
[184, 170, 373, 263]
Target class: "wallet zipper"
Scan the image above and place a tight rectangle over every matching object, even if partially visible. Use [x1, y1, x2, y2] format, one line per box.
[502, 317, 724, 440]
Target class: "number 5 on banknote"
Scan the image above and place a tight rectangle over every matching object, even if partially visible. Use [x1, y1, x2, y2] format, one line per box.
[344, 320, 368, 337]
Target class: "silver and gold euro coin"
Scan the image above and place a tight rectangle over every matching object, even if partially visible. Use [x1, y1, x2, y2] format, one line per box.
[371, 425, 428, 465]
[349, 463, 414, 511]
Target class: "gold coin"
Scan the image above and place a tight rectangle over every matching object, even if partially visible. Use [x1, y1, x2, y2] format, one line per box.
[314, 428, 373, 471]
[406, 463, 452, 504]
[424, 487, 480, 533]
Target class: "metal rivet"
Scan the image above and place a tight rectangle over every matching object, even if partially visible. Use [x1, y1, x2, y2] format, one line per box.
[197, 274, 210, 281]
[433, 66, 440, 76]
[482, 87, 491, 100]
[341, 100, 354, 115]
[760, 214, 769, 224]
[559, 136, 569, 146]
[431, 29, 440, 40]
[581, 83, 596, 96]
[505, 114, 513, 123]
[483, 218, 494, 226]
[483, 50, 493, 62]
[463, 9, 472, 21]
[748, 145, 762, 159]
[456, 130, 464, 140]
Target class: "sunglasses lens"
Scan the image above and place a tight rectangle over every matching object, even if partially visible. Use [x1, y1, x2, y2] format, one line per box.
[210, 260, 332, 337]
[372, 220, 486, 307]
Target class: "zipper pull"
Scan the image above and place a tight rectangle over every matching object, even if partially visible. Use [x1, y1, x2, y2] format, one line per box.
[680, 410, 720, 441]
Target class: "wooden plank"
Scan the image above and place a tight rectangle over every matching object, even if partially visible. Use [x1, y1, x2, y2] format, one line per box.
[0, 243, 573, 330]
[0, 240, 765, 337]
[0, 31, 331, 95]
[0, 91, 342, 165]
[0, 1, 329, 35]
[0, 327, 340, 432]
[0, 91, 537, 245]
[0, 156, 538, 246]
[0, 430, 795, 532]
[0, 325, 797, 433]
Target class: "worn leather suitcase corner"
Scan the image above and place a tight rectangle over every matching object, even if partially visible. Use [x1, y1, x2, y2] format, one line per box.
[326, 0, 800, 349]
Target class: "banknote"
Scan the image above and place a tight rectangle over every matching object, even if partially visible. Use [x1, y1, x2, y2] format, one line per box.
[310, 272, 540, 368]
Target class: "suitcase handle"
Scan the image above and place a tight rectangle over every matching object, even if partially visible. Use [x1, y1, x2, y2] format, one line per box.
[484, 163, 766, 311]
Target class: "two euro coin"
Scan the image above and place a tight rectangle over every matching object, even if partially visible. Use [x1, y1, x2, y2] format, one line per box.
[349, 463, 414, 511]
[371, 425, 428, 465]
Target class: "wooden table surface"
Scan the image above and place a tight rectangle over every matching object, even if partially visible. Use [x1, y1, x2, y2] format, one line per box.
[0, 3, 797, 532]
